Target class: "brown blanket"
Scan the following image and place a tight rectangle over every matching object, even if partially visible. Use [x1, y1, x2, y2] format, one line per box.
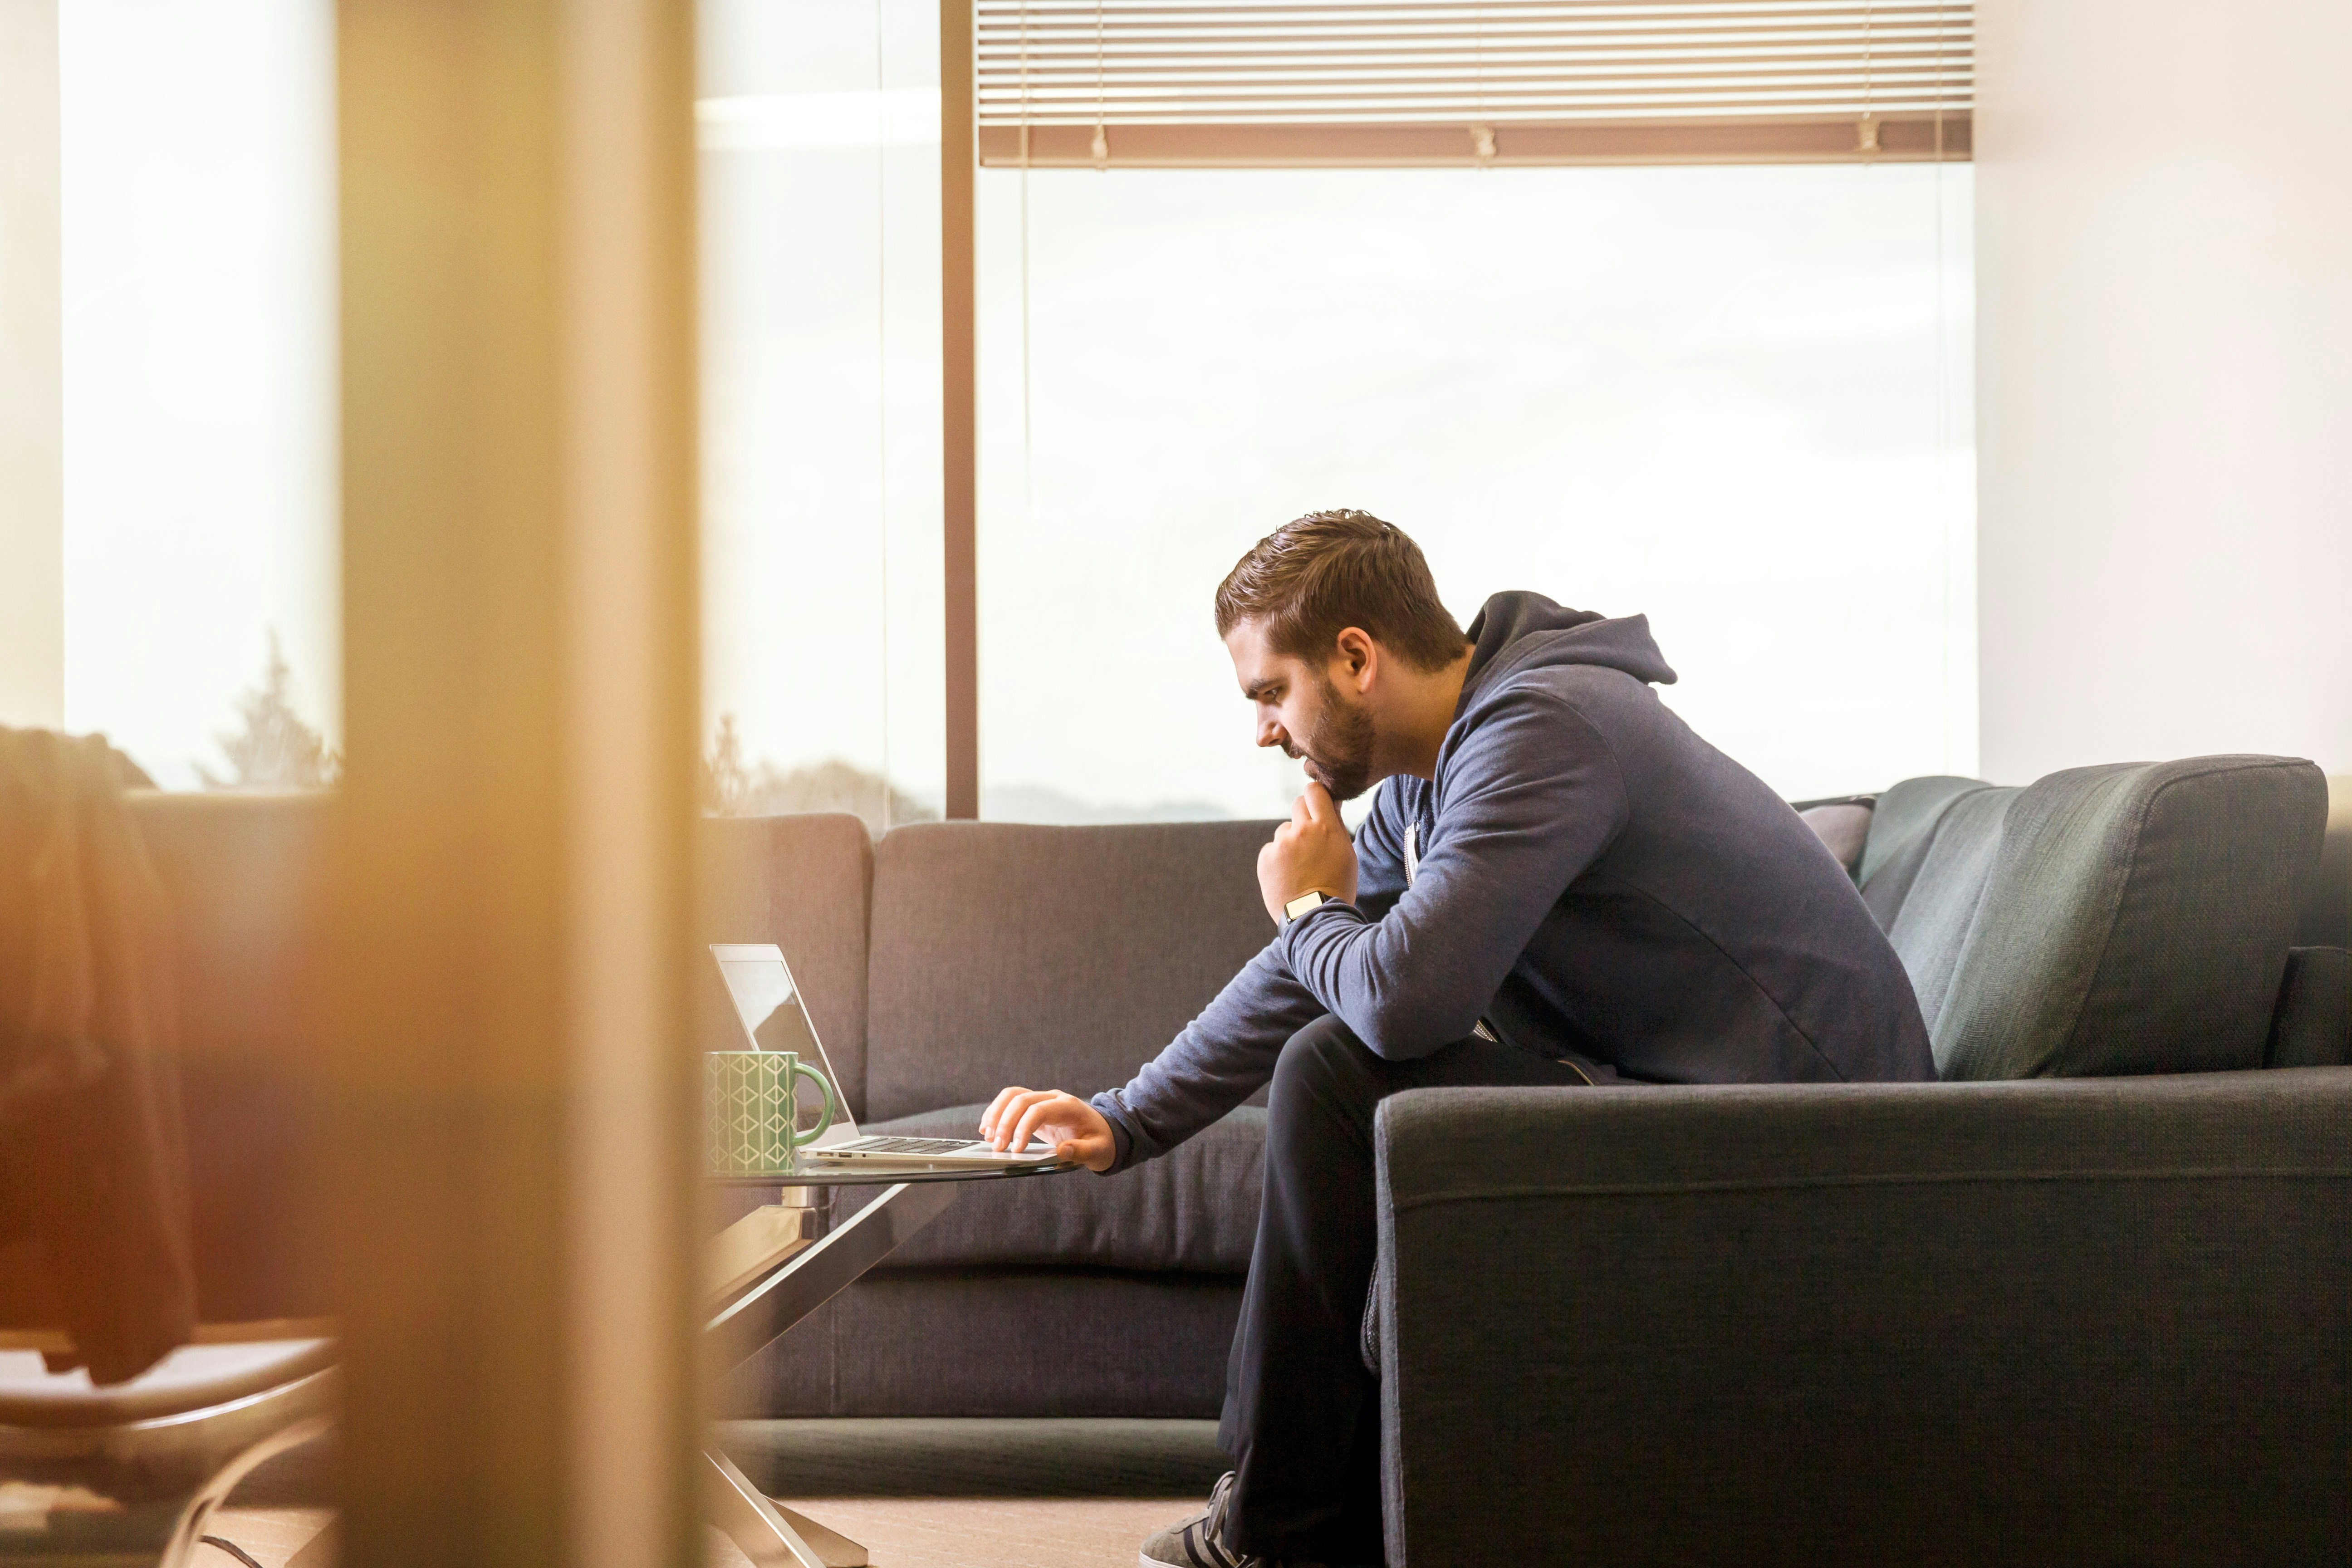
[0, 727, 195, 1382]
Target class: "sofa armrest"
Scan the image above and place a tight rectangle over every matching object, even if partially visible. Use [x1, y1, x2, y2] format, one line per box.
[1372, 1074, 2352, 1568]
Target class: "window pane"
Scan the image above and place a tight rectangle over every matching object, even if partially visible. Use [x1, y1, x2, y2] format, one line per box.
[976, 164, 1975, 821]
[59, 0, 338, 788]
[699, 0, 943, 833]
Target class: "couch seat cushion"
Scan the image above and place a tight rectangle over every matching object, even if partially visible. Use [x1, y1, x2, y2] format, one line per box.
[853, 1104, 1263, 1274]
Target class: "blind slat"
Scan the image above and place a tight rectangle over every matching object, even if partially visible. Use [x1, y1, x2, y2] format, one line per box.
[976, 0, 1970, 166]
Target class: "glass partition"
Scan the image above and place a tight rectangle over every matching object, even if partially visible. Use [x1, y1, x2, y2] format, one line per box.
[699, 0, 946, 833]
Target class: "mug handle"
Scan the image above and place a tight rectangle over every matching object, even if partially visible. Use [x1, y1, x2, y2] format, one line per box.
[785, 1058, 838, 1148]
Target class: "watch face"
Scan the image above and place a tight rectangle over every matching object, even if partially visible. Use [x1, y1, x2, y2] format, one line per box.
[1284, 890, 1326, 920]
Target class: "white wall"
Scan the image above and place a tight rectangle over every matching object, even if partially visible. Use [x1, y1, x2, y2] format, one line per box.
[1974, 0, 2352, 784]
[0, 0, 63, 728]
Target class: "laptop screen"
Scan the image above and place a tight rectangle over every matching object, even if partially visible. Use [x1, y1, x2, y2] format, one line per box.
[709, 943, 859, 1144]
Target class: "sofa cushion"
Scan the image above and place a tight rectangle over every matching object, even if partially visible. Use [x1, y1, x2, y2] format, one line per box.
[1795, 802, 1872, 878]
[1884, 785, 2018, 1034]
[131, 791, 332, 1068]
[697, 813, 873, 1117]
[717, 1268, 1240, 1419]
[2267, 947, 2352, 1069]
[852, 1104, 1262, 1274]
[2297, 776, 2352, 948]
[1933, 756, 2326, 1081]
[127, 791, 332, 1322]
[1855, 774, 1993, 929]
[864, 820, 1275, 1122]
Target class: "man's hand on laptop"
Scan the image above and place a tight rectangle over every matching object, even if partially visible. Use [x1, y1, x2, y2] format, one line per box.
[1258, 779, 1361, 925]
[979, 1088, 1117, 1172]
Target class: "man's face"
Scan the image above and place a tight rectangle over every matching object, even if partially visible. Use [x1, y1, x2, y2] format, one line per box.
[1225, 620, 1378, 802]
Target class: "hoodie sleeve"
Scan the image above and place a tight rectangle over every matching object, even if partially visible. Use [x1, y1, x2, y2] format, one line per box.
[1086, 781, 1415, 1171]
[1274, 685, 1630, 1059]
[1088, 940, 1326, 1172]
[1349, 777, 1412, 920]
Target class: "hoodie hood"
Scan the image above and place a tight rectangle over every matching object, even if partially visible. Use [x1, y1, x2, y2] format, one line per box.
[1460, 591, 1677, 708]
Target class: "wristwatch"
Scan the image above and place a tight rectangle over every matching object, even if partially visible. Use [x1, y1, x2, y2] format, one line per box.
[1280, 889, 1331, 931]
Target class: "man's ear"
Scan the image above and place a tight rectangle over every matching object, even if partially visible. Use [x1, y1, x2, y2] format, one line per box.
[1334, 627, 1377, 690]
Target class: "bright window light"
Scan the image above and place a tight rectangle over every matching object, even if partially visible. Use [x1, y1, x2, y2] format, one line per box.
[975, 163, 1975, 821]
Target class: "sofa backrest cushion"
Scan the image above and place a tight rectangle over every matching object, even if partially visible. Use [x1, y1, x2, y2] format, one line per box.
[1795, 802, 1872, 878]
[1883, 785, 2019, 1032]
[865, 820, 1274, 1122]
[1930, 756, 2326, 1081]
[2296, 776, 2352, 948]
[127, 790, 332, 1320]
[696, 813, 874, 1118]
[1856, 774, 1993, 929]
[2266, 947, 2352, 1069]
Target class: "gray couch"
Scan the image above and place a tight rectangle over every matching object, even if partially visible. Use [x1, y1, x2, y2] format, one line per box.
[696, 755, 2350, 1437]
[1373, 756, 2352, 1565]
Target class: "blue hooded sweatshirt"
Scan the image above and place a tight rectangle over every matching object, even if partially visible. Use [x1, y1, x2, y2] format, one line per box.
[1090, 591, 1936, 1171]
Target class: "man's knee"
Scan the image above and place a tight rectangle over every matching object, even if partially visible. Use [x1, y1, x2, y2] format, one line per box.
[1271, 1014, 1377, 1105]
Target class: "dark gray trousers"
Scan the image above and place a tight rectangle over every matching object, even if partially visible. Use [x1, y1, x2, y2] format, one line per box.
[1218, 1013, 1592, 1563]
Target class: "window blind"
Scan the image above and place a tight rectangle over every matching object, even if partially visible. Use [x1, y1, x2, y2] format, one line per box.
[975, 1, 1971, 167]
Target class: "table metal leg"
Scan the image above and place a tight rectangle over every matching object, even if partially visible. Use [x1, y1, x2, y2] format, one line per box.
[705, 1179, 966, 1566]
[706, 1180, 962, 1374]
[706, 1447, 867, 1568]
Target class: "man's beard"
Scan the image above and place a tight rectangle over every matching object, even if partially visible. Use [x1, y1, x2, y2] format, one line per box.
[1294, 674, 1377, 802]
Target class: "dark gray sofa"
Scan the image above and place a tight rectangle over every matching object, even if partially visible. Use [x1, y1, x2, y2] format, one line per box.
[1373, 756, 2352, 1565]
[700, 755, 2350, 1435]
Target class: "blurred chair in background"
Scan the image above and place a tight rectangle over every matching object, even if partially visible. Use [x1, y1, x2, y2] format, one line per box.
[0, 727, 334, 1565]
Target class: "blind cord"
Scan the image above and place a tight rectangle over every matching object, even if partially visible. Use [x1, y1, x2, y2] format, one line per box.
[1021, 0, 1038, 533]
[875, 0, 892, 831]
[1858, 0, 1881, 157]
[1090, 0, 1107, 166]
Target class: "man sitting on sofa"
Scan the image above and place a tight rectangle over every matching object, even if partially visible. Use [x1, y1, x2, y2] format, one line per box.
[978, 509, 1935, 1568]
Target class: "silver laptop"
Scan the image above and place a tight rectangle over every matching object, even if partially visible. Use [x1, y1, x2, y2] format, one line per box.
[710, 943, 1061, 1166]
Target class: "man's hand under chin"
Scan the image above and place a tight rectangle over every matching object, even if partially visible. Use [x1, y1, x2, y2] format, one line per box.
[1258, 780, 1361, 925]
[979, 1087, 1118, 1172]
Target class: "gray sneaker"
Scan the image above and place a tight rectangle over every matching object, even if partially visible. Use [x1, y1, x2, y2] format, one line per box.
[1140, 1471, 1275, 1568]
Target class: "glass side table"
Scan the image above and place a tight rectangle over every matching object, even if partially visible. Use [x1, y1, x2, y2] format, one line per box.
[703, 1157, 1078, 1568]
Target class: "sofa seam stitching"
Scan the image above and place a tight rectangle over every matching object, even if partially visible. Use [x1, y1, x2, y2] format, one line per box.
[1392, 1164, 2352, 1209]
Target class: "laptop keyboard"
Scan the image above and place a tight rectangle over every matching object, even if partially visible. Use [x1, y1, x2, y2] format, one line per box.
[843, 1136, 990, 1155]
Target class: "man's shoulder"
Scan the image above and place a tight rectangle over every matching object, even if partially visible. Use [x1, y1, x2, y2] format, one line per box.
[1459, 662, 1661, 740]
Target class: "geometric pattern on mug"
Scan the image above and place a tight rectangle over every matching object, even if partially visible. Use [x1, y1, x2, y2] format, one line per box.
[706, 1052, 821, 1176]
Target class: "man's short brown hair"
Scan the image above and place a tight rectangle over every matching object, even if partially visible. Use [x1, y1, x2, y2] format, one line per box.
[1215, 510, 1467, 672]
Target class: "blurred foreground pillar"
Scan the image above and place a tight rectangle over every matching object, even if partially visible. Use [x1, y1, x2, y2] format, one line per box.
[332, 2, 701, 1565]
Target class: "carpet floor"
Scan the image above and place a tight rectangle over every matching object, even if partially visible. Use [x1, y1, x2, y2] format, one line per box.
[198, 1419, 1226, 1568]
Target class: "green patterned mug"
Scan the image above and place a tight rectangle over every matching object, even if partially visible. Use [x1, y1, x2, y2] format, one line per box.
[706, 1050, 838, 1176]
